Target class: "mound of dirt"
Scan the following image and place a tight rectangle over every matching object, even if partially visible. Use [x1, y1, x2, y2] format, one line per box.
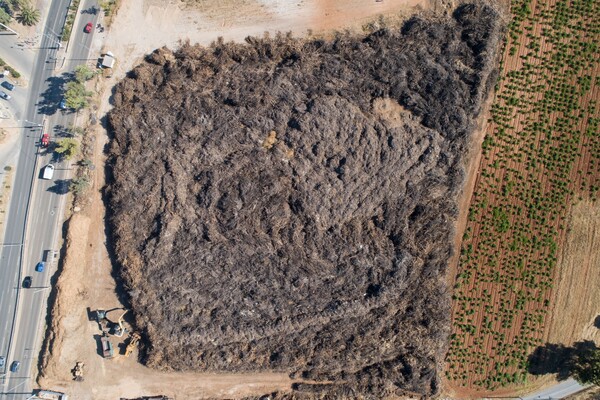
[106, 3, 502, 397]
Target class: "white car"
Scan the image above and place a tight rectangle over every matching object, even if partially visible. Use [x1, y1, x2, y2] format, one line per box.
[42, 164, 55, 180]
[0, 90, 10, 100]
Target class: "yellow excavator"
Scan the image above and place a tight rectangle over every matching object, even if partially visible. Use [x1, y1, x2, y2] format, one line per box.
[125, 332, 141, 357]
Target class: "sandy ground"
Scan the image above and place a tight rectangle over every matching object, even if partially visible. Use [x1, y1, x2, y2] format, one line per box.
[38, 0, 437, 398]
[94, 0, 432, 80]
[545, 199, 600, 346]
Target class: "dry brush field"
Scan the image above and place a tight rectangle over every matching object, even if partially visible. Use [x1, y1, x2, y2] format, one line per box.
[446, 0, 600, 391]
[106, 4, 502, 397]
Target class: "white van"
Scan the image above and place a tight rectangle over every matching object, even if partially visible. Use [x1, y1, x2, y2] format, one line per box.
[42, 164, 55, 180]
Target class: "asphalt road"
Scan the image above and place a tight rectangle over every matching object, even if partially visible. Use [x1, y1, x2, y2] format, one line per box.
[521, 379, 586, 400]
[0, 0, 99, 397]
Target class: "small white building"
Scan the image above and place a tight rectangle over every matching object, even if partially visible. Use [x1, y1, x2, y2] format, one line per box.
[101, 51, 116, 69]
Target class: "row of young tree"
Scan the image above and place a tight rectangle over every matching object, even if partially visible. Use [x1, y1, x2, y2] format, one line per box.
[0, 0, 40, 26]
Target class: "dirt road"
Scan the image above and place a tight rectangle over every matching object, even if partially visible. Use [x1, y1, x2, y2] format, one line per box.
[38, 0, 435, 398]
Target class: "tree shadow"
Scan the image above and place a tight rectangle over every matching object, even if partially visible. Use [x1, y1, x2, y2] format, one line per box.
[37, 73, 73, 116]
[528, 340, 597, 381]
[46, 178, 70, 195]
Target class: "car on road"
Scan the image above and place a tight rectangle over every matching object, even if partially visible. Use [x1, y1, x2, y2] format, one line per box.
[10, 360, 20, 372]
[84, 22, 93, 33]
[0, 356, 5, 368]
[42, 164, 55, 180]
[0, 90, 10, 100]
[22, 276, 32, 288]
[35, 261, 45, 272]
[1, 81, 15, 91]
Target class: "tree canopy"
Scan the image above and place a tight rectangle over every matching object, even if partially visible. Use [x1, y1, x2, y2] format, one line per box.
[64, 81, 92, 110]
[55, 138, 79, 160]
[74, 64, 95, 83]
[574, 348, 600, 386]
[16, 3, 39, 26]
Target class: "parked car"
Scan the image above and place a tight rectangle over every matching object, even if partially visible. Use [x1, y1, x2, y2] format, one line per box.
[10, 360, 20, 372]
[1, 81, 15, 91]
[59, 98, 67, 110]
[0, 91, 10, 100]
[0, 356, 5, 368]
[22, 276, 32, 288]
[42, 164, 55, 180]
[35, 261, 45, 272]
[84, 22, 93, 33]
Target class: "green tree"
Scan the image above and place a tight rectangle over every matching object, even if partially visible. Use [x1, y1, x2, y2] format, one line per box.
[55, 138, 79, 160]
[74, 64, 95, 83]
[70, 175, 90, 195]
[66, 125, 86, 137]
[0, 7, 11, 25]
[16, 3, 39, 26]
[64, 81, 92, 110]
[573, 348, 600, 386]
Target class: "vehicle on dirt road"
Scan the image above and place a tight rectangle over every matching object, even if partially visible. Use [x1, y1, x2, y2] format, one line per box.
[1, 81, 15, 91]
[84, 22, 93, 33]
[35, 261, 45, 272]
[22, 276, 32, 288]
[0, 91, 10, 100]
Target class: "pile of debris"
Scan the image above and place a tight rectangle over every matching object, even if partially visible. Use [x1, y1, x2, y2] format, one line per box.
[106, 3, 503, 397]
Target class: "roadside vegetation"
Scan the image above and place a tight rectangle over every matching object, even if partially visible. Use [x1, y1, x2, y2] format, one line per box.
[0, 57, 20, 79]
[64, 65, 95, 110]
[60, 0, 81, 41]
[446, 0, 599, 390]
[0, 0, 40, 26]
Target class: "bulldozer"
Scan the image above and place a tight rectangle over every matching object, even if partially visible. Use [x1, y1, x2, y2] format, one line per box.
[72, 361, 85, 382]
[124, 332, 140, 357]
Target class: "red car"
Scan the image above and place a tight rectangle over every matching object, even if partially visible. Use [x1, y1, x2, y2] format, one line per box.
[84, 22, 93, 33]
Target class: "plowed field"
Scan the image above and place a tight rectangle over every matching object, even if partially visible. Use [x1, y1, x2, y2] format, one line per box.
[446, 0, 600, 393]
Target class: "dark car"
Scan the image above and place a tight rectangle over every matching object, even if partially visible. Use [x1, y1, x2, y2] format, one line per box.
[0, 91, 10, 100]
[10, 360, 20, 372]
[22, 276, 32, 288]
[35, 261, 45, 272]
[84, 22, 93, 33]
[1, 81, 15, 91]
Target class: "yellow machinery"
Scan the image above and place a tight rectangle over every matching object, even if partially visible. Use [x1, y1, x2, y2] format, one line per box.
[125, 332, 140, 357]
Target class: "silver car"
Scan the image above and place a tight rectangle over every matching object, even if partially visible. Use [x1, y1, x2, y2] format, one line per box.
[0, 355, 5, 368]
[0, 90, 10, 100]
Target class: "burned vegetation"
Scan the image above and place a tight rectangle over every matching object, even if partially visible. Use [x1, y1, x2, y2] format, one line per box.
[106, 3, 502, 397]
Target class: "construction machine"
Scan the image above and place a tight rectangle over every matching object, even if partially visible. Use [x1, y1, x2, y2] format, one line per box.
[124, 332, 140, 357]
[111, 309, 129, 337]
[93, 307, 128, 336]
[101, 333, 114, 358]
[71, 362, 84, 382]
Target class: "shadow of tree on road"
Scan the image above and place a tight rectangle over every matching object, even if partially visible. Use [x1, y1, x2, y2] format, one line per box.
[46, 179, 70, 195]
[528, 340, 597, 381]
[37, 73, 73, 116]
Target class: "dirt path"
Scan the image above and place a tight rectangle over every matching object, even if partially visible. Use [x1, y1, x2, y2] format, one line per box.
[545, 199, 600, 346]
[38, 0, 437, 398]
[95, 0, 431, 83]
[38, 120, 294, 399]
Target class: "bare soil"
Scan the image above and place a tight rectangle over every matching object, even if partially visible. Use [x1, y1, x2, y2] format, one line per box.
[106, 4, 502, 398]
[546, 199, 600, 346]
